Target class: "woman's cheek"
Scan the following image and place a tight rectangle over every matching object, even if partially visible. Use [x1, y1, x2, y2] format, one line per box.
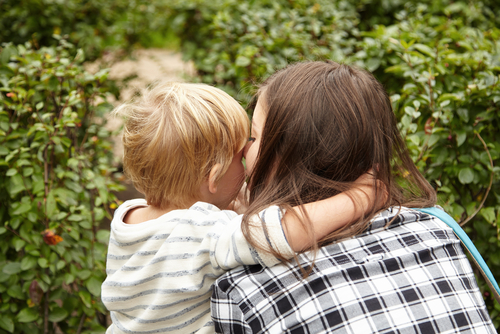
[244, 141, 258, 176]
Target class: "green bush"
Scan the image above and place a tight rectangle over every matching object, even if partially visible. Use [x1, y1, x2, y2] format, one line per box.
[356, 0, 500, 31]
[169, 0, 360, 102]
[0, 39, 123, 333]
[0, 0, 177, 61]
[170, 0, 500, 327]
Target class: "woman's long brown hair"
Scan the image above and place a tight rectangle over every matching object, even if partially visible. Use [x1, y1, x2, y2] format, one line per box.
[242, 61, 436, 261]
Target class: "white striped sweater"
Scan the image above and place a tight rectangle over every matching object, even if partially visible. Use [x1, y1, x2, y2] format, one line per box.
[101, 199, 293, 334]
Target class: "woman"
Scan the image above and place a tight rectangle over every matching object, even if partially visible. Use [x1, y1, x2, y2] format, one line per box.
[211, 61, 496, 333]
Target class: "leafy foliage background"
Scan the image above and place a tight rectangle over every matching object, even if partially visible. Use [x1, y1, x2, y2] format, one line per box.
[0, 0, 499, 332]
[0, 41, 123, 332]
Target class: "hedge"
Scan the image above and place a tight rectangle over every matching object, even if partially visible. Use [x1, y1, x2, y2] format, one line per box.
[0, 0, 176, 61]
[0, 39, 123, 333]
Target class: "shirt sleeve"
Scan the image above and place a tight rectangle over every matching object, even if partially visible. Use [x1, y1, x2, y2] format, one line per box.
[207, 205, 295, 270]
[211, 280, 252, 334]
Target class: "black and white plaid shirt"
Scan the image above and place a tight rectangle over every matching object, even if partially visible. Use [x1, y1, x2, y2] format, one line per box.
[211, 207, 496, 333]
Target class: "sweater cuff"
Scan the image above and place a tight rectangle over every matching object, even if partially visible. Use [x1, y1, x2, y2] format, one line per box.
[247, 206, 295, 267]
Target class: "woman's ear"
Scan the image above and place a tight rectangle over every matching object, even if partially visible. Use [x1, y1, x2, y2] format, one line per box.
[208, 163, 222, 194]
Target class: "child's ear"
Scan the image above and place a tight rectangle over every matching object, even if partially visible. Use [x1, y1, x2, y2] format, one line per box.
[208, 163, 222, 194]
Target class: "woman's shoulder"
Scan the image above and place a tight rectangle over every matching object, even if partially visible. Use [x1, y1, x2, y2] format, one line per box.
[320, 205, 459, 265]
[366, 205, 450, 233]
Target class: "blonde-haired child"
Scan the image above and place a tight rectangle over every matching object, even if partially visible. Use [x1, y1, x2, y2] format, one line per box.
[101, 82, 375, 333]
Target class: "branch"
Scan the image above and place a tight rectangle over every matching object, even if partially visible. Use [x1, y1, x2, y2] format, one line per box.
[415, 118, 438, 163]
[20, 172, 35, 201]
[43, 145, 51, 228]
[76, 313, 86, 334]
[5, 225, 31, 243]
[459, 132, 494, 226]
[44, 291, 49, 334]
[414, 68, 439, 164]
[78, 92, 96, 153]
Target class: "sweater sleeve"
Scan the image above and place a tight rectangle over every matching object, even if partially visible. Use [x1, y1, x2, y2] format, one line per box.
[208, 205, 295, 270]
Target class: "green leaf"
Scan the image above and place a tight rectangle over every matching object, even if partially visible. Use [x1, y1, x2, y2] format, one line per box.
[32, 180, 44, 195]
[67, 214, 83, 221]
[56, 260, 65, 270]
[490, 251, 500, 266]
[38, 258, 48, 268]
[48, 307, 68, 322]
[64, 273, 75, 284]
[427, 134, 440, 147]
[473, 220, 490, 238]
[40, 273, 51, 284]
[6, 168, 17, 176]
[96, 229, 110, 243]
[46, 191, 57, 217]
[365, 58, 381, 72]
[68, 228, 80, 241]
[439, 100, 450, 107]
[14, 239, 25, 252]
[457, 108, 469, 122]
[21, 256, 37, 271]
[7, 285, 24, 299]
[0, 45, 17, 64]
[385, 65, 405, 73]
[404, 106, 415, 116]
[407, 134, 420, 146]
[456, 131, 467, 147]
[77, 270, 91, 280]
[413, 44, 434, 58]
[17, 159, 30, 167]
[3, 262, 22, 275]
[79, 291, 92, 308]
[0, 315, 14, 333]
[10, 217, 21, 229]
[79, 220, 92, 229]
[458, 168, 474, 184]
[23, 167, 34, 177]
[11, 202, 31, 215]
[86, 277, 102, 296]
[480, 207, 496, 224]
[17, 307, 39, 323]
[37, 279, 49, 292]
[235, 55, 251, 67]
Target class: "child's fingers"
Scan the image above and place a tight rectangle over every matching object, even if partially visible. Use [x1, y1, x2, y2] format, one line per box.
[353, 169, 376, 186]
[351, 170, 388, 210]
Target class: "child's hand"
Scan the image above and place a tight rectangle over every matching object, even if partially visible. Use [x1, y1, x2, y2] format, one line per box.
[350, 170, 387, 213]
[226, 183, 249, 214]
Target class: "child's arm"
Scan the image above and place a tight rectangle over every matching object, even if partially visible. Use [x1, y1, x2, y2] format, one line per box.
[213, 173, 382, 269]
[235, 172, 383, 253]
[283, 178, 380, 251]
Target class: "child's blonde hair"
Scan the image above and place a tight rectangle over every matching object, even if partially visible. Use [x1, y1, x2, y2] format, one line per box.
[116, 82, 249, 209]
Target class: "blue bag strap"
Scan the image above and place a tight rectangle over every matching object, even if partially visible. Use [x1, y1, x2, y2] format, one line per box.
[415, 207, 500, 304]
